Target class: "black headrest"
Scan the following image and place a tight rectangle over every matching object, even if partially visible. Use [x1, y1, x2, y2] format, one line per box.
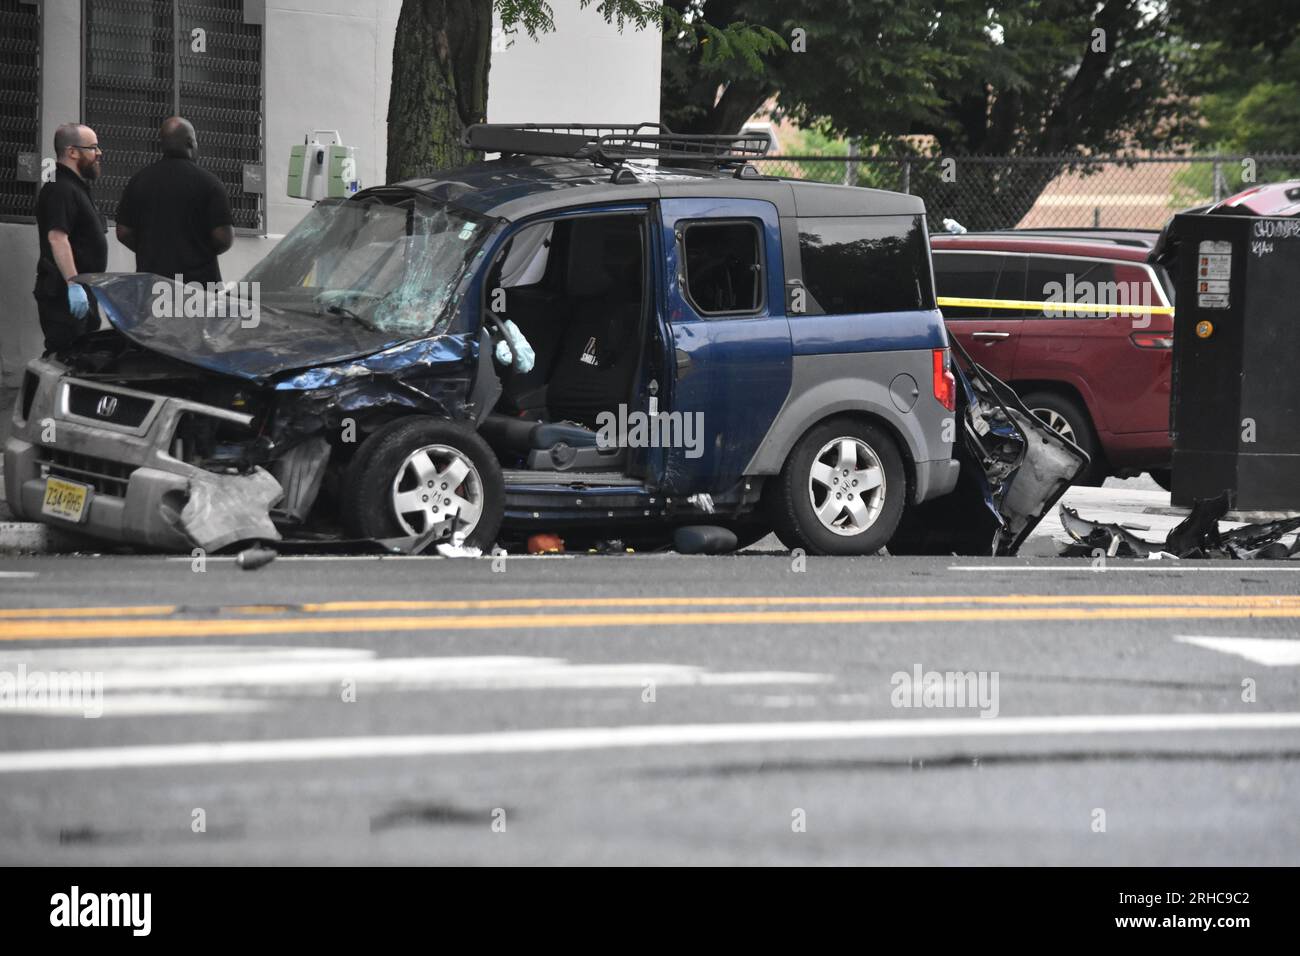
[566, 217, 640, 297]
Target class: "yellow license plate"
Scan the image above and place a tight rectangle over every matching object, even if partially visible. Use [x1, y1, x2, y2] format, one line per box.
[41, 477, 92, 523]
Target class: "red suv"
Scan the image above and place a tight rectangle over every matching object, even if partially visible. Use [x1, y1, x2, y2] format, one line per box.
[931, 230, 1175, 487]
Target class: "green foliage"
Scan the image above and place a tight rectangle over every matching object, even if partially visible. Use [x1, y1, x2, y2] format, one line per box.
[1170, 0, 1300, 156]
[662, 0, 1195, 158]
[1195, 60, 1300, 155]
[498, 0, 782, 69]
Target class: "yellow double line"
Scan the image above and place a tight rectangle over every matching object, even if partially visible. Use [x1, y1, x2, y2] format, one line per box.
[0, 593, 1296, 641]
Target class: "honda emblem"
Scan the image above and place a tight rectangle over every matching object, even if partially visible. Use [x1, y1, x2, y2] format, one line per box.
[95, 394, 118, 418]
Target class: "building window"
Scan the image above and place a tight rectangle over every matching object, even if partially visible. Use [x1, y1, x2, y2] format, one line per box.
[0, 0, 41, 220]
[83, 0, 262, 229]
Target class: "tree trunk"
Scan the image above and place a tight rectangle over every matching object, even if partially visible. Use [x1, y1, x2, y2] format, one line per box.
[386, 0, 492, 183]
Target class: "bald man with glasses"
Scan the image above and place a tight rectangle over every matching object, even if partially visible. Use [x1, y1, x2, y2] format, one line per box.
[33, 123, 108, 352]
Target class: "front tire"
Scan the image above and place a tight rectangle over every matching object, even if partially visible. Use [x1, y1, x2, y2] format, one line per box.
[767, 417, 906, 556]
[342, 417, 504, 549]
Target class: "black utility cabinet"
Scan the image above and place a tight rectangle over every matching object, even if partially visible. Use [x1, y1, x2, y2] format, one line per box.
[1169, 213, 1300, 511]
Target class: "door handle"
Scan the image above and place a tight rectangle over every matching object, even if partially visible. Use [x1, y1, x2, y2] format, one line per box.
[971, 331, 1011, 340]
[675, 348, 692, 374]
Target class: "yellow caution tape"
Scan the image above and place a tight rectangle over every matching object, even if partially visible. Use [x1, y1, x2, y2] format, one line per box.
[936, 295, 1174, 316]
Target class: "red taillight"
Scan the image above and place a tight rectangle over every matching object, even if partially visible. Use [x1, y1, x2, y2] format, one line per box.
[1130, 332, 1173, 349]
[933, 348, 956, 411]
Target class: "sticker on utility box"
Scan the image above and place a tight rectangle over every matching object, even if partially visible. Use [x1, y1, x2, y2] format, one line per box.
[1196, 240, 1231, 308]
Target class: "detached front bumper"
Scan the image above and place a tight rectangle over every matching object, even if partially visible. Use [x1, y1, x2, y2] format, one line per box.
[4, 358, 273, 552]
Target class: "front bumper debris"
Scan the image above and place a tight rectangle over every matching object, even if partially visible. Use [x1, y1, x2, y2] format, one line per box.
[5, 358, 263, 551]
[1060, 492, 1300, 559]
[173, 468, 283, 552]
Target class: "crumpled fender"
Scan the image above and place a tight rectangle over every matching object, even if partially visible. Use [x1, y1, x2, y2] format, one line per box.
[170, 468, 284, 552]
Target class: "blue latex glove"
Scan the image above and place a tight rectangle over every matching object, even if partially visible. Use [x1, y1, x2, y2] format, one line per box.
[67, 283, 89, 320]
[493, 319, 536, 373]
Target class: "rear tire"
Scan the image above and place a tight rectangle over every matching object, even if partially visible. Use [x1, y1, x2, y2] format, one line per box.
[341, 417, 504, 549]
[1019, 390, 1106, 486]
[767, 417, 906, 556]
[1148, 469, 1173, 492]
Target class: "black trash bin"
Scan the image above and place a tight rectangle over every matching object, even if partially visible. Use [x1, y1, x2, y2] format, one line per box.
[1166, 213, 1300, 511]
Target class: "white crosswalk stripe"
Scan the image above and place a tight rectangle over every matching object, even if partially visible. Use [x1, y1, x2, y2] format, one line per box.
[0, 645, 829, 717]
[1175, 635, 1300, 666]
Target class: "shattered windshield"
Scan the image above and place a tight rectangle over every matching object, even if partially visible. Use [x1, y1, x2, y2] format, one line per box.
[245, 196, 486, 338]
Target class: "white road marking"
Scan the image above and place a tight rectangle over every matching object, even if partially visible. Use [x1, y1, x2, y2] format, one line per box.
[1176, 636, 1300, 667]
[2, 712, 1298, 773]
[161, 554, 577, 562]
[2, 695, 270, 717]
[0, 572, 37, 578]
[0, 645, 827, 717]
[949, 565, 1300, 572]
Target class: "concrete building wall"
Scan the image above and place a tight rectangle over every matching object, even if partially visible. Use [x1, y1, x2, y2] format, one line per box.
[1, 0, 660, 386]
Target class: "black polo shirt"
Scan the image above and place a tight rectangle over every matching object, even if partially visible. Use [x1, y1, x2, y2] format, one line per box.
[116, 155, 233, 284]
[33, 163, 108, 299]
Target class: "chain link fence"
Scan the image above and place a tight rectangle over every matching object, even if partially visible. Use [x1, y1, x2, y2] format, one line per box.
[752, 154, 1300, 232]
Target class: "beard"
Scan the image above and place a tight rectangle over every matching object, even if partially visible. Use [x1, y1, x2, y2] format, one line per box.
[80, 158, 101, 181]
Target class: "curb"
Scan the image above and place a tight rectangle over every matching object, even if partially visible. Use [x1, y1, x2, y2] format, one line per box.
[0, 521, 100, 555]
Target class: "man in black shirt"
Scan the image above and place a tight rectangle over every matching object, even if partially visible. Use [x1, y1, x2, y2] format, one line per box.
[33, 123, 108, 352]
[116, 116, 234, 285]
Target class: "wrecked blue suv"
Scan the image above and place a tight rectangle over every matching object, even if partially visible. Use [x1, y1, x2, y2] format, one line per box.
[5, 124, 1083, 555]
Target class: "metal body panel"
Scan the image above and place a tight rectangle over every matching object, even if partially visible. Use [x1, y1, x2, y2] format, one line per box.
[744, 350, 958, 504]
[657, 197, 793, 495]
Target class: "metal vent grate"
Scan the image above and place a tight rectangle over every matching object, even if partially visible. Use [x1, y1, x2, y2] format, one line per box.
[177, 0, 262, 229]
[83, 0, 262, 229]
[38, 447, 136, 498]
[0, 0, 41, 219]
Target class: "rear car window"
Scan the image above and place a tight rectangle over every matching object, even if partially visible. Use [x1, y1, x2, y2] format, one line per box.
[1024, 257, 1120, 319]
[933, 252, 1031, 319]
[682, 220, 763, 315]
[933, 252, 999, 319]
[796, 215, 934, 315]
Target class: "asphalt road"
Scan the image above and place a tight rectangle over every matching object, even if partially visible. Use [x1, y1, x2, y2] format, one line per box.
[1, 551, 1298, 865]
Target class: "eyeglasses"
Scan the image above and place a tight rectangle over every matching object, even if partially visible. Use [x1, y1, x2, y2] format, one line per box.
[71, 144, 103, 154]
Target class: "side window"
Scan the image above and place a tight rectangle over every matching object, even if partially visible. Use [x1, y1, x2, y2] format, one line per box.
[682, 221, 763, 315]
[497, 221, 554, 289]
[991, 255, 1029, 317]
[1025, 257, 1119, 319]
[933, 252, 1000, 319]
[796, 215, 932, 316]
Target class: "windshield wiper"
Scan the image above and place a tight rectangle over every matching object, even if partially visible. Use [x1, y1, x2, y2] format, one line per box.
[322, 302, 381, 332]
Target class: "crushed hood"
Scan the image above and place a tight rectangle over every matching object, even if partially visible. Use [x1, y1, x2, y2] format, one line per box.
[83, 273, 405, 383]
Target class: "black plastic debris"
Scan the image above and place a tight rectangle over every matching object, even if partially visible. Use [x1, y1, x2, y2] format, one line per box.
[1058, 507, 1154, 558]
[1060, 492, 1300, 559]
[1163, 493, 1230, 557]
[674, 525, 739, 555]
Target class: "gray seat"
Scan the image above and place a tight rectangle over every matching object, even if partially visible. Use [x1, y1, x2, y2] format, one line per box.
[480, 412, 620, 472]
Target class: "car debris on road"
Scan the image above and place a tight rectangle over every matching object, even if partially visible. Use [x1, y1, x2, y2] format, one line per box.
[1059, 492, 1300, 559]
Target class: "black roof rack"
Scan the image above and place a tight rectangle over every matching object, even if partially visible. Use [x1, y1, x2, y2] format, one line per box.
[462, 123, 772, 170]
